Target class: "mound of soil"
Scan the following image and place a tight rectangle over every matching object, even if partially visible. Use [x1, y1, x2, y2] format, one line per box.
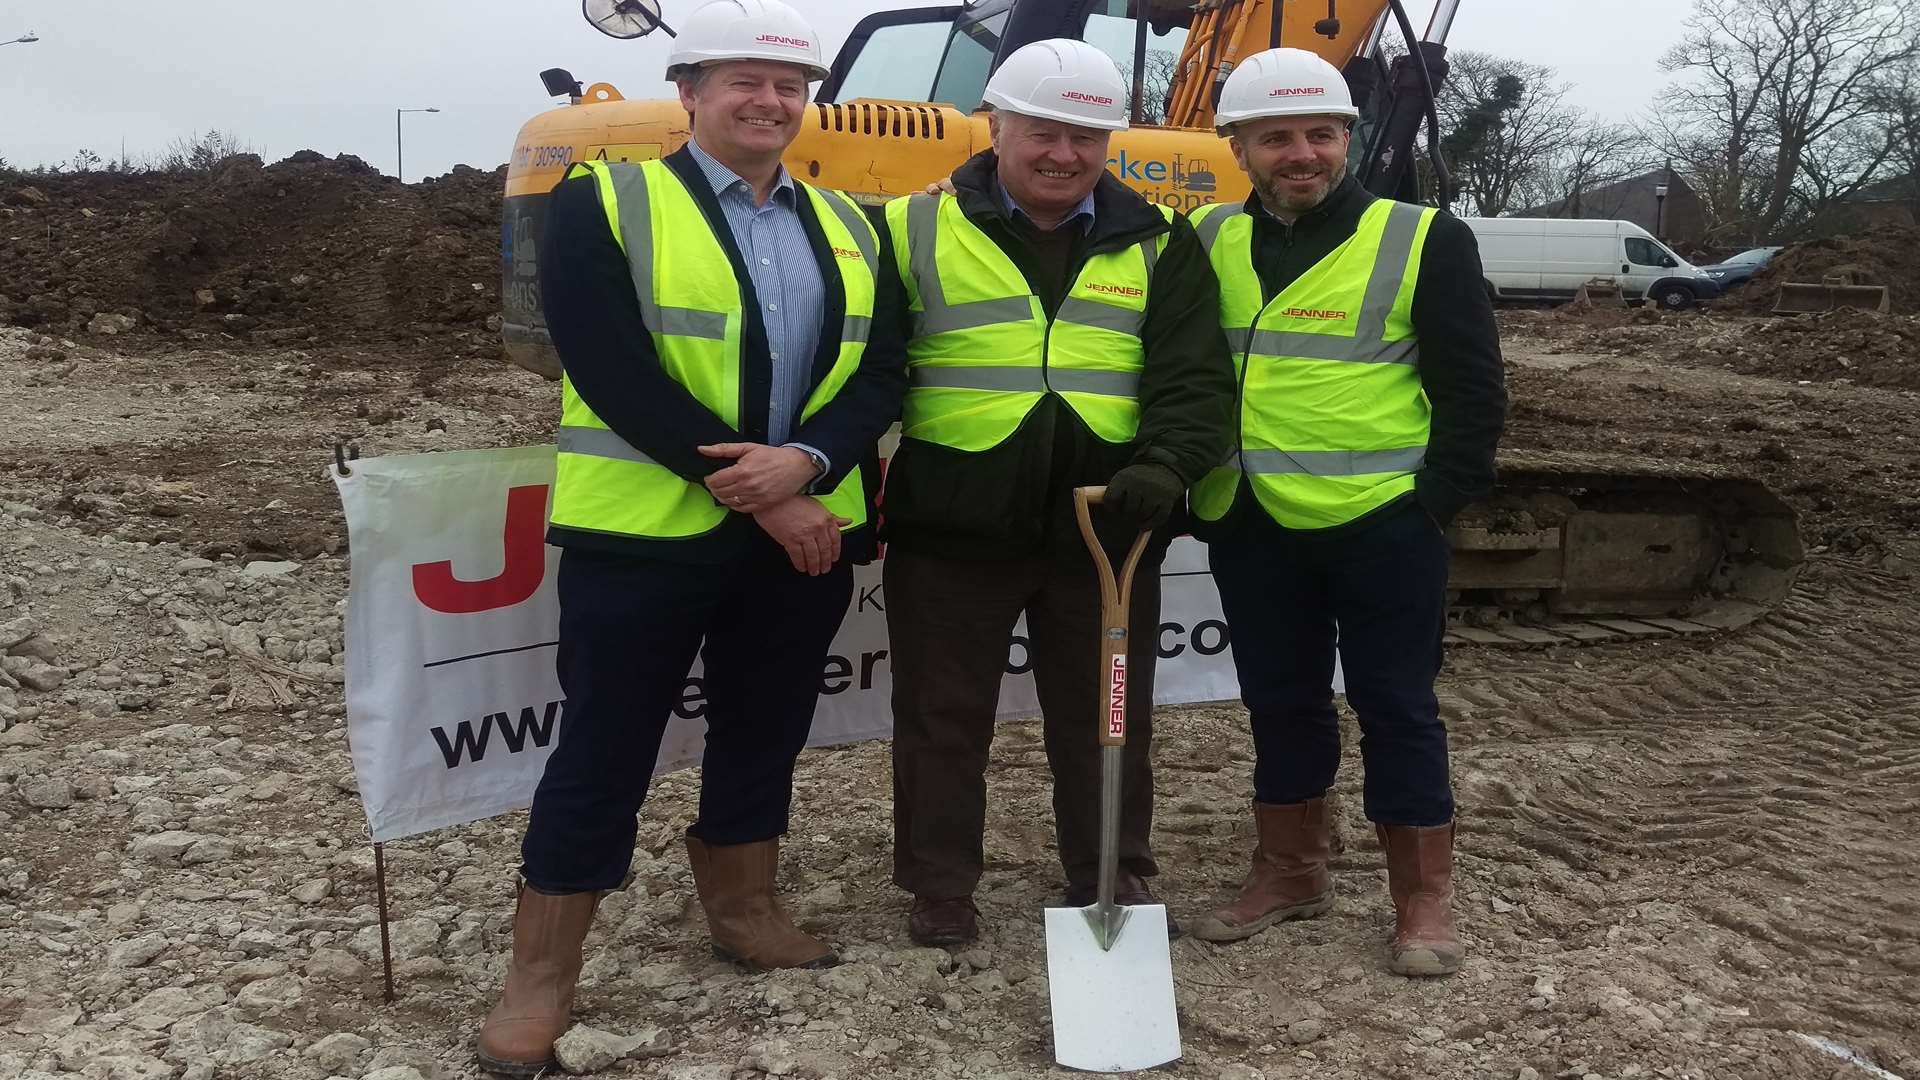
[1502, 305, 1920, 390]
[0, 154, 504, 355]
[1742, 224, 1920, 313]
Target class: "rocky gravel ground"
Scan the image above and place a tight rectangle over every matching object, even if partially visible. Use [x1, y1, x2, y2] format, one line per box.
[2, 324, 1917, 1080]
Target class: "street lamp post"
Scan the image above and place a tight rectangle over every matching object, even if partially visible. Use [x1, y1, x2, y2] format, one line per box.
[1654, 183, 1669, 241]
[1, 31, 40, 46]
[395, 107, 441, 183]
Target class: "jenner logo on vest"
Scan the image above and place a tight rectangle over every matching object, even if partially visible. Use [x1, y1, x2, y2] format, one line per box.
[754, 33, 811, 48]
[831, 246, 866, 260]
[1281, 306, 1348, 320]
[1062, 90, 1116, 106]
[1085, 282, 1146, 298]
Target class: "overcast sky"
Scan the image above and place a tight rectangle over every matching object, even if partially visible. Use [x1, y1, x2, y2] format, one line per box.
[0, 0, 1683, 177]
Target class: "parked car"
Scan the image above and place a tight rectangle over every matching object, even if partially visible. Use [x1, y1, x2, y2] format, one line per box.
[1696, 246, 1783, 291]
[1464, 217, 1722, 310]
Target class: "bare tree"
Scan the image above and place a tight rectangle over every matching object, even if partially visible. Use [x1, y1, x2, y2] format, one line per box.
[1537, 121, 1654, 218]
[1117, 49, 1180, 126]
[1433, 51, 1578, 217]
[1867, 56, 1920, 222]
[1654, 0, 1919, 241]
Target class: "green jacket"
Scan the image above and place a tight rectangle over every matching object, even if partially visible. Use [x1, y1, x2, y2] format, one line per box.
[876, 151, 1235, 561]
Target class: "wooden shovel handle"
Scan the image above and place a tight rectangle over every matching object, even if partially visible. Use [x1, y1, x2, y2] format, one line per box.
[1073, 486, 1152, 747]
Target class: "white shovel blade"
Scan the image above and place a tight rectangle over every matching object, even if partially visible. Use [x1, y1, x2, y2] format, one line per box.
[1044, 904, 1181, 1072]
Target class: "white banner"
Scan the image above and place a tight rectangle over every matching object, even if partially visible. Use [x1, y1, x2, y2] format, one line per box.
[334, 446, 1291, 843]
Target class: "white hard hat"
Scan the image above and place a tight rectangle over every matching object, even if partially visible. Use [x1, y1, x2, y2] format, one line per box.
[1215, 47, 1359, 133]
[666, 0, 830, 82]
[982, 38, 1130, 131]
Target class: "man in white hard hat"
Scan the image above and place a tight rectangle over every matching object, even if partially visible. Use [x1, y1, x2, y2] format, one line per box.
[1182, 48, 1505, 977]
[878, 38, 1234, 946]
[475, 0, 907, 1072]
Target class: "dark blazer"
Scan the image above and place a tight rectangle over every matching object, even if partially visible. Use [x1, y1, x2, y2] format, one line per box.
[538, 146, 908, 564]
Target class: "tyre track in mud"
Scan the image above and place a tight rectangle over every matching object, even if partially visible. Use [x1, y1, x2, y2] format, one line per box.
[1442, 555, 1920, 1060]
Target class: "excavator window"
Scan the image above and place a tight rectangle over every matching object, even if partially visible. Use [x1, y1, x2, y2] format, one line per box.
[829, 11, 956, 104]
[1079, 0, 1189, 125]
[833, 19, 952, 102]
[929, 11, 1010, 111]
[822, 2, 1009, 112]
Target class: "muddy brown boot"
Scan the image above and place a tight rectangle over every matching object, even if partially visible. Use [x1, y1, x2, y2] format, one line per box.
[475, 884, 601, 1077]
[908, 896, 979, 946]
[1377, 822, 1463, 976]
[1191, 798, 1335, 942]
[687, 834, 836, 971]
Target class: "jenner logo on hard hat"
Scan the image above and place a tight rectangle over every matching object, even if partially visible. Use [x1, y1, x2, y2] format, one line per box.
[1270, 87, 1327, 97]
[1062, 90, 1117, 106]
[754, 33, 811, 48]
[1086, 282, 1145, 297]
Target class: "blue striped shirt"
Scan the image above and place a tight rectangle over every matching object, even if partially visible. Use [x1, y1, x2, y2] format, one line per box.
[998, 177, 1096, 233]
[686, 138, 825, 460]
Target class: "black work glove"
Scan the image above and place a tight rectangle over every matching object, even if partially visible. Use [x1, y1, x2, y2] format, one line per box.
[1103, 463, 1185, 529]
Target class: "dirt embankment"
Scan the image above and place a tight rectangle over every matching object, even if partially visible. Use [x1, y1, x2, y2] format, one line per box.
[1501, 305, 1920, 391]
[1, 154, 504, 359]
[1741, 224, 1920, 314]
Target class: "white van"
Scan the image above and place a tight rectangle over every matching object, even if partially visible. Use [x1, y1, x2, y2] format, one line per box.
[1462, 217, 1722, 310]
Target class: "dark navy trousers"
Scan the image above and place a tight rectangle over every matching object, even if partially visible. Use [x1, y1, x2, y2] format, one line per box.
[520, 544, 853, 893]
[1206, 500, 1454, 826]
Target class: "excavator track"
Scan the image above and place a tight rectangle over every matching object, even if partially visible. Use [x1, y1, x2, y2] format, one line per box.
[1443, 450, 1804, 648]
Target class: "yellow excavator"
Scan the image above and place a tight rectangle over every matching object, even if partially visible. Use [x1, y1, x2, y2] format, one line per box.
[497, 0, 1804, 646]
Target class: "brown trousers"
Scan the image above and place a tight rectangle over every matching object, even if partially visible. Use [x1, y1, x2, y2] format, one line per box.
[885, 547, 1162, 900]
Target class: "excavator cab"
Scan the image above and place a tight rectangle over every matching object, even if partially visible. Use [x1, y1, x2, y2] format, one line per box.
[817, 0, 1454, 202]
[820, 0, 1189, 117]
[818, 2, 1016, 114]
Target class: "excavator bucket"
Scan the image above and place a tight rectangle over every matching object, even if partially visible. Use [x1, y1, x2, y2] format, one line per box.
[1773, 274, 1891, 315]
[1572, 278, 1626, 307]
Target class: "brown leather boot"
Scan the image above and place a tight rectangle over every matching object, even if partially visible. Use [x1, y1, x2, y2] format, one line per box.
[908, 896, 979, 946]
[1191, 798, 1335, 942]
[1377, 822, 1463, 976]
[475, 884, 601, 1077]
[687, 834, 836, 971]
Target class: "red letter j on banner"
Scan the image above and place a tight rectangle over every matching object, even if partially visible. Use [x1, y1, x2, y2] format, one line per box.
[412, 484, 549, 614]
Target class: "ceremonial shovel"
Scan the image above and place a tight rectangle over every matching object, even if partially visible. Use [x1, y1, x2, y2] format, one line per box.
[1043, 486, 1181, 1072]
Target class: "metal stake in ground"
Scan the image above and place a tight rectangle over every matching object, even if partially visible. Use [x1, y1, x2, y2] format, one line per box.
[1043, 486, 1180, 1073]
[374, 841, 396, 1003]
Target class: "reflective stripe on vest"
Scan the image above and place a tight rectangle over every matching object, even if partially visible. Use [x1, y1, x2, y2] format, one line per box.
[549, 159, 879, 541]
[885, 191, 1171, 451]
[1189, 197, 1436, 530]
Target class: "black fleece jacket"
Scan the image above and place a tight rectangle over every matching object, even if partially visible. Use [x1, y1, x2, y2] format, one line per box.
[1206, 175, 1507, 538]
[537, 147, 909, 564]
[875, 151, 1236, 562]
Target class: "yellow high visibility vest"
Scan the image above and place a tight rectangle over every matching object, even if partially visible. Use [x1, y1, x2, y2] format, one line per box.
[1188, 197, 1435, 530]
[884, 192, 1173, 451]
[549, 159, 879, 540]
